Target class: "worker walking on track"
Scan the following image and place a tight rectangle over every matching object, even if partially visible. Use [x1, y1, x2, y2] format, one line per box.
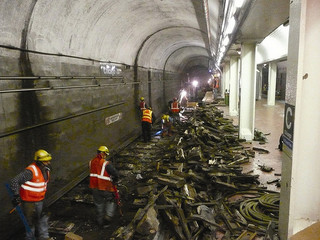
[89, 146, 119, 227]
[9, 149, 53, 240]
[141, 107, 155, 142]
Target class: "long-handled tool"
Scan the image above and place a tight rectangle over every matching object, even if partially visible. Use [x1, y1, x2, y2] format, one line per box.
[5, 183, 35, 240]
[112, 184, 123, 216]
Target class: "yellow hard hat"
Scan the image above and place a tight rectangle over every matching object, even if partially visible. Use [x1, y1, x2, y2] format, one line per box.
[162, 115, 169, 121]
[98, 146, 109, 155]
[34, 149, 52, 161]
[140, 97, 144, 101]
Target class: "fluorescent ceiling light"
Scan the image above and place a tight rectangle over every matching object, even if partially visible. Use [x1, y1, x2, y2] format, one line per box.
[225, 17, 236, 34]
[235, 0, 245, 8]
[222, 36, 229, 46]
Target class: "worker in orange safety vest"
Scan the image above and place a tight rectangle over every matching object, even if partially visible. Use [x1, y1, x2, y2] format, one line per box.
[213, 76, 219, 99]
[170, 97, 180, 124]
[89, 145, 119, 227]
[141, 107, 155, 142]
[10, 149, 52, 240]
[139, 97, 148, 111]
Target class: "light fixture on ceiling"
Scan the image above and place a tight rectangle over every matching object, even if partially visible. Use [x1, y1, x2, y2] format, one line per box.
[235, 0, 245, 8]
[216, 0, 248, 66]
[225, 17, 236, 35]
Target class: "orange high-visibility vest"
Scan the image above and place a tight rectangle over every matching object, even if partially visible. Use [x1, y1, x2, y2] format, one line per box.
[89, 157, 114, 191]
[20, 163, 49, 202]
[171, 102, 180, 113]
[142, 109, 152, 123]
[139, 101, 146, 111]
[213, 78, 219, 88]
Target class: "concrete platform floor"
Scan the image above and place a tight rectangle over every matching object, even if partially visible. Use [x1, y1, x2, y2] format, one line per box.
[218, 98, 285, 192]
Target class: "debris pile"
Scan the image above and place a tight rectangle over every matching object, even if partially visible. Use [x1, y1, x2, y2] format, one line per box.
[111, 104, 280, 240]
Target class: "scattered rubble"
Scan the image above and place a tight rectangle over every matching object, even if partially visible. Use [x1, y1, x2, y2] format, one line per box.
[45, 104, 280, 240]
[109, 104, 280, 240]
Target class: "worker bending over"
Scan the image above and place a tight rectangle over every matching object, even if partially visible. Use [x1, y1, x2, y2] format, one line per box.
[89, 146, 119, 227]
[161, 114, 173, 137]
[10, 149, 53, 240]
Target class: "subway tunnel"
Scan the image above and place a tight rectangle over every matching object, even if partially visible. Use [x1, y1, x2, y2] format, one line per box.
[3, 0, 320, 240]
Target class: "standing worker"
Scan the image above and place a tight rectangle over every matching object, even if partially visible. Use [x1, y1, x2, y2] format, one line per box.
[10, 149, 53, 240]
[139, 97, 148, 112]
[141, 107, 155, 142]
[170, 97, 180, 124]
[89, 146, 119, 227]
[212, 75, 219, 99]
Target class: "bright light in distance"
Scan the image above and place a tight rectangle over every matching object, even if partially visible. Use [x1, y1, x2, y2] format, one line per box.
[180, 90, 187, 98]
[192, 80, 198, 87]
[208, 79, 212, 84]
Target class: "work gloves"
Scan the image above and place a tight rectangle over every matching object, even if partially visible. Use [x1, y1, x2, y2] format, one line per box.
[11, 195, 21, 207]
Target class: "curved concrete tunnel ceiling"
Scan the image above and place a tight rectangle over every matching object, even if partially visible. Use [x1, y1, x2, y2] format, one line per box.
[138, 27, 209, 71]
[165, 46, 209, 72]
[183, 56, 210, 73]
[22, 0, 222, 73]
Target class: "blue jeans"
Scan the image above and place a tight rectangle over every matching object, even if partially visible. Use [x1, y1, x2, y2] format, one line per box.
[22, 201, 49, 240]
[92, 189, 116, 226]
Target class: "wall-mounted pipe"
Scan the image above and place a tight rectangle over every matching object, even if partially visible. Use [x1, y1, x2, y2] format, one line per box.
[0, 82, 143, 94]
[0, 76, 123, 80]
[0, 44, 177, 73]
[0, 101, 125, 138]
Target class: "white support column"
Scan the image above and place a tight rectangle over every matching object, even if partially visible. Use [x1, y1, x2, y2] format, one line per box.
[239, 42, 256, 140]
[267, 62, 277, 105]
[256, 65, 262, 100]
[229, 56, 239, 116]
[222, 62, 230, 98]
[279, 0, 320, 239]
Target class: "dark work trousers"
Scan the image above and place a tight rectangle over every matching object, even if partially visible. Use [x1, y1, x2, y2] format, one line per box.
[141, 121, 152, 142]
[92, 189, 116, 226]
[22, 201, 49, 240]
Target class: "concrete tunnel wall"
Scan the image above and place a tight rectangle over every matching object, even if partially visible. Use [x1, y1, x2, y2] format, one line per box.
[0, 0, 198, 232]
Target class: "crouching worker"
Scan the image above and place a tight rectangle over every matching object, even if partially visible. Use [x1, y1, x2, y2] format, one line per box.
[10, 149, 53, 240]
[161, 114, 173, 137]
[89, 146, 119, 227]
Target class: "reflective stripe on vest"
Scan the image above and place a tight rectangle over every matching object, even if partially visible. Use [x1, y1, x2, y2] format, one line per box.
[142, 109, 152, 123]
[90, 161, 112, 181]
[140, 101, 146, 110]
[20, 163, 48, 201]
[89, 157, 114, 191]
[171, 102, 179, 113]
